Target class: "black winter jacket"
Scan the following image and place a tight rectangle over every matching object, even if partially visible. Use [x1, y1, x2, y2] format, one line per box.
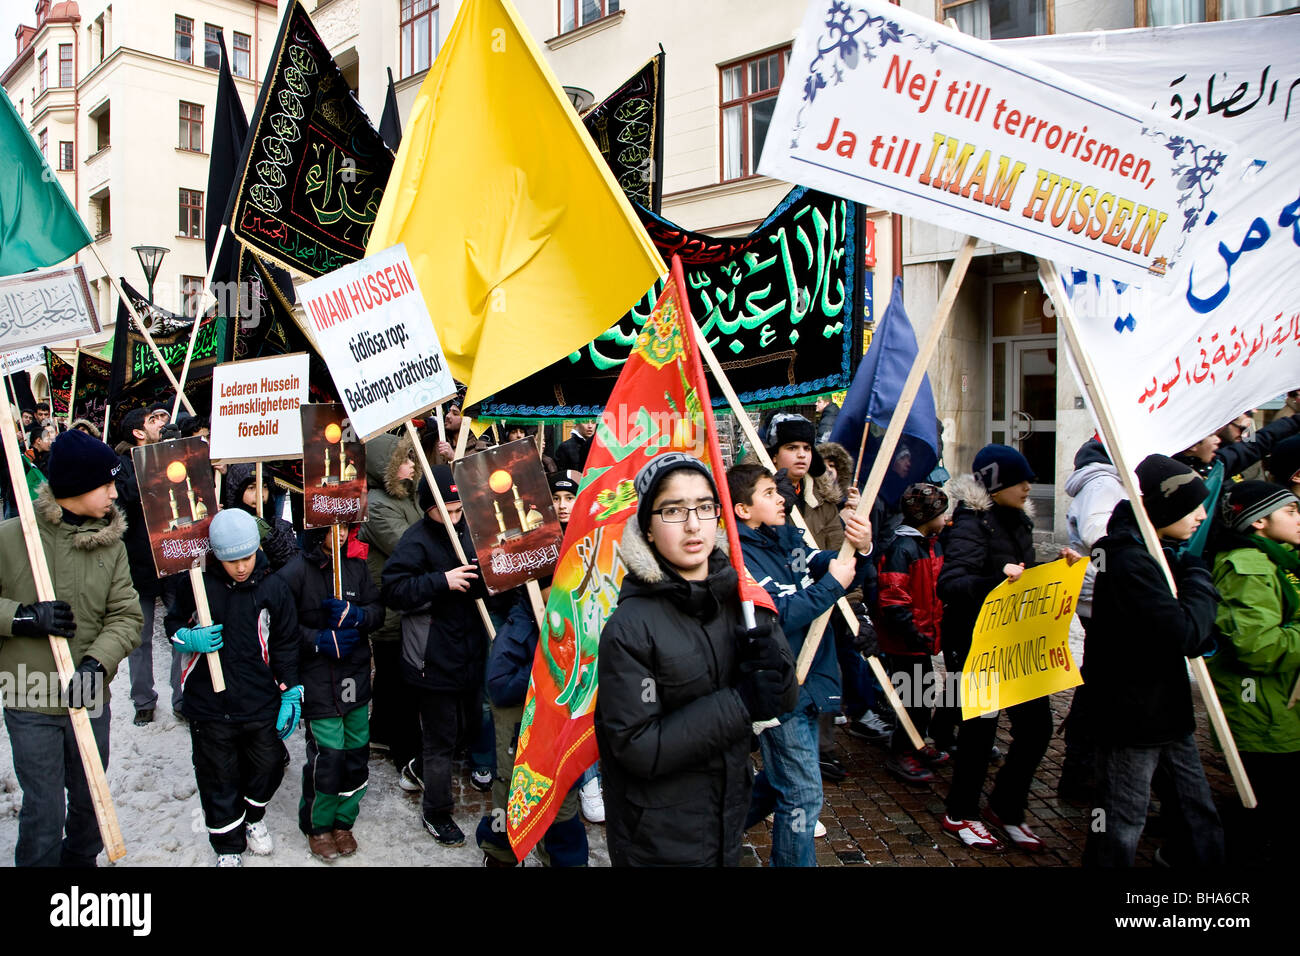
[1085, 500, 1220, 747]
[165, 553, 300, 723]
[381, 515, 489, 692]
[222, 463, 300, 571]
[115, 449, 161, 599]
[486, 591, 538, 708]
[277, 542, 383, 720]
[555, 430, 593, 477]
[936, 475, 1037, 665]
[595, 521, 797, 867]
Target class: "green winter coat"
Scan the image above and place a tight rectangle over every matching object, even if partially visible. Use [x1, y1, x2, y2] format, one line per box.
[1210, 543, 1300, 753]
[0, 485, 143, 713]
[358, 433, 423, 643]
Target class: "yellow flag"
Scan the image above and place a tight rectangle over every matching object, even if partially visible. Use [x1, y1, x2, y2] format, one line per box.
[366, 0, 665, 408]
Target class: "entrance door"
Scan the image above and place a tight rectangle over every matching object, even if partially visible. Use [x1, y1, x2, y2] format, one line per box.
[988, 275, 1057, 530]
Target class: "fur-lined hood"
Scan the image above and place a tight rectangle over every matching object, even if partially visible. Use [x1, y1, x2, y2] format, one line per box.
[363, 432, 416, 499]
[69, 418, 101, 439]
[945, 473, 1036, 519]
[619, 519, 730, 585]
[817, 441, 853, 502]
[34, 483, 127, 550]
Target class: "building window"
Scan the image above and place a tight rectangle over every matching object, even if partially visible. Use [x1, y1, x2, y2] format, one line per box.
[38, 53, 48, 92]
[176, 15, 193, 63]
[204, 24, 221, 69]
[179, 101, 204, 151]
[59, 44, 73, 86]
[719, 46, 790, 182]
[1136, 0, 1298, 24]
[94, 14, 105, 63]
[59, 141, 74, 170]
[39, 129, 48, 159]
[232, 31, 250, 77]
[181, 275, 206, 318]
[400, 0, 439, 78]
[92, 103, 110, 152]
[559, 0, 620, 34]
[179, 189, 204, 239]
[938, 0, 1051, 38]
[91, 190, 111, 239]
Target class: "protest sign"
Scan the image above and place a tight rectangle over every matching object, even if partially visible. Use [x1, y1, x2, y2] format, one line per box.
[0, 263, 99, 352]
[960, 557, 1086, 719]
[209, 353, 309, 463]
[1003, 18, 1300, 463]
[301, 403, 366, 527]
[453, 439, 562, 594]
[759, 0, 1242, 286]
[296, 244, 457, 441]
[131, 437, 218, 577]
[0, 346, 44, 375]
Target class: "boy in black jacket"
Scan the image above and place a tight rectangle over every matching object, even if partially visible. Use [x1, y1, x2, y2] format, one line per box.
[278, 525, 383, 862]
[165, 508, 303, 867]
[381, 466, 487, 848]
[1085, 454, 1224, 867]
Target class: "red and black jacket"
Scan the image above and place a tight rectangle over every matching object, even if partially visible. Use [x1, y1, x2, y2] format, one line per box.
[874, 526, 944, 657]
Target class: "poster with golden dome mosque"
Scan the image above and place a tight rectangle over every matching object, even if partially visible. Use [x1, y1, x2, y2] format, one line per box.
[301, 404, 367, 529]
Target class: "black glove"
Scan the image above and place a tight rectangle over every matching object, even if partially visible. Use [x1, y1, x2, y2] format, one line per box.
[12, 601, 76, 639]
[64, 657, 105, 711]
[737, 661, 786, 722]
[160, 422, 181, 441]
[772, 468, 799, 517]
[736, 621, 783, 667]
[852, 606, 880, 656]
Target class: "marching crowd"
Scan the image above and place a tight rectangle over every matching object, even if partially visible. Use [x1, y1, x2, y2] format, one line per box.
[0, 390, 1298, 868]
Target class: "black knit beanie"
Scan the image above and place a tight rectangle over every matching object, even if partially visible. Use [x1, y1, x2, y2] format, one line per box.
[1136, 454, 1209, 528]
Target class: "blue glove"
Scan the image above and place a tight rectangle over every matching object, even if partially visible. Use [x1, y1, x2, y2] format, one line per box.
[277, 685, 304, 740]
[321, 598, 367, 630]
[172, 623, 224, 654]
[314, 628, 361, 659]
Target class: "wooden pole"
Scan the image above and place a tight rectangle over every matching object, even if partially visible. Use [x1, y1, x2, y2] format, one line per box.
[255, 461, 263, 522]
[404, 420, 497, 639]
[796, 236, 977, 686]
[524, 578, 547, 628]
[1038, 258, 1256, 808]
[331, 524, 343, 599]
[172, 225, 228, 421]
[0, 379, 126, 861]
[689, 320, 925, 750]
[102, 402, 111, 442]
[454, 417, 471, 459]
[187, 565, 227, 693]
[86, 245, 196, 415]
[434, 404, 446, 444]
[851, 418, 872, 486]
[5, 372, 30, 449]
[213, 467, 222, 509]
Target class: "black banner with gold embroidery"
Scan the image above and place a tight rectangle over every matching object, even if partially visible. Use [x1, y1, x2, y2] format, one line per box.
[227, 0, 393, 278]
[582, 53, 664, 213]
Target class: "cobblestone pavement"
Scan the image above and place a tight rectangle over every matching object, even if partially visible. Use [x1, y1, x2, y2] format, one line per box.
[738, 685, 1237, 867]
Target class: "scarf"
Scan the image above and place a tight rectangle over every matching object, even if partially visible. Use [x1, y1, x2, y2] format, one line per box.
[1247, 533, 1300, 624]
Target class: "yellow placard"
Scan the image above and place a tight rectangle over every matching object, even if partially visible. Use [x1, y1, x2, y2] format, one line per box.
[960, 557, 1087, 719]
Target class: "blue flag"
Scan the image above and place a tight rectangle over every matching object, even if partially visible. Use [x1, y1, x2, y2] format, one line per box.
[830, 275, 940, 506]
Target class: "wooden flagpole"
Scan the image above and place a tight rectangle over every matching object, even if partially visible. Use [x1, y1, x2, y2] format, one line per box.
[330, 524, 343, 599]
[1038, 258, 1256, 808]
[102, 402, 111, 441]
[795, 236, 977, 686]
[187, 565, 226, 693]
[86, 245, 196, 416]
[172, 225, 228, 421]
[405, 420, 497, 639]
[690, 319, 925, 751]
[0, 380, 126, 861]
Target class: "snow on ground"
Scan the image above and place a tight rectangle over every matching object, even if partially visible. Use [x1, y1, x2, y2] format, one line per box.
[0, 612, 609, 868]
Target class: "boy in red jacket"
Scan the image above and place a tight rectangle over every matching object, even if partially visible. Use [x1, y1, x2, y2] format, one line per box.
[875, 483, 950, 784]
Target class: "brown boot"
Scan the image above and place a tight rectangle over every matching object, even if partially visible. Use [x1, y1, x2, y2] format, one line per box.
[308, 831, 340, 862]
[332, 829, 358, 856]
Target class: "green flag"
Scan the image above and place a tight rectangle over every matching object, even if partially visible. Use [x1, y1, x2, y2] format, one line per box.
[0, 86, 92, 276]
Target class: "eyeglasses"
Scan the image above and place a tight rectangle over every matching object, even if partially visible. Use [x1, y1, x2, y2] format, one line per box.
[652, 501, 720, 523]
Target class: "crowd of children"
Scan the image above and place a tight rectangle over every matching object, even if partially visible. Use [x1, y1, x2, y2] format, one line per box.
[2, 395, 1298, 868]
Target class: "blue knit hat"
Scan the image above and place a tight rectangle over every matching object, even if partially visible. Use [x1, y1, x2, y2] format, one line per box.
[972, 444, 1035, 493]
[208, 508, 260, 561]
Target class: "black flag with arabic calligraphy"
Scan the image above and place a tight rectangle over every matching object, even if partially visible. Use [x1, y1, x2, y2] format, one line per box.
[45, 348, 73, 418]
[226, 0, 393, 279]
[70, 349, 112, 426]
[582, 53, 665, 213]
[473, 186, 865, 420]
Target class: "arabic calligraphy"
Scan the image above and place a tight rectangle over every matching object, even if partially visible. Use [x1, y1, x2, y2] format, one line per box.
[1166, 67, 1300, 123]
[0, 268, 97, 351]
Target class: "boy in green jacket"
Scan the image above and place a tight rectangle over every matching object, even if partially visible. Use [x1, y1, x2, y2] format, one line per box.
[1211, 480, 1300, 865]
[0, 431, 143, 866]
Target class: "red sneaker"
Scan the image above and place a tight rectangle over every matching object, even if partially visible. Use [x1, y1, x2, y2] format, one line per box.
[941, 815, 1001, 850]
[982, 807, 1046, 853]
[918, 745, 951, 767]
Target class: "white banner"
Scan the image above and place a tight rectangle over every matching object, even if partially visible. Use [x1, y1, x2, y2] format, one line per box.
[760, 0, 1243, 286]
[208, 353, 310, 463]
[296, 244, 456, 441]
[1006, 18, 1300, 463]
[0, 262, 99, 352]
[0, 345, 45, 376]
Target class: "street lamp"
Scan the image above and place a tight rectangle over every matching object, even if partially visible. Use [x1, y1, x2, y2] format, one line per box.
[563, 86, 595, 113]
[131, 245, 170, 305]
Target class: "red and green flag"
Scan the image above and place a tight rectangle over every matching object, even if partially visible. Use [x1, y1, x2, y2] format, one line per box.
[506, 254, 773, 856]
[0, 87, 92, 275]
